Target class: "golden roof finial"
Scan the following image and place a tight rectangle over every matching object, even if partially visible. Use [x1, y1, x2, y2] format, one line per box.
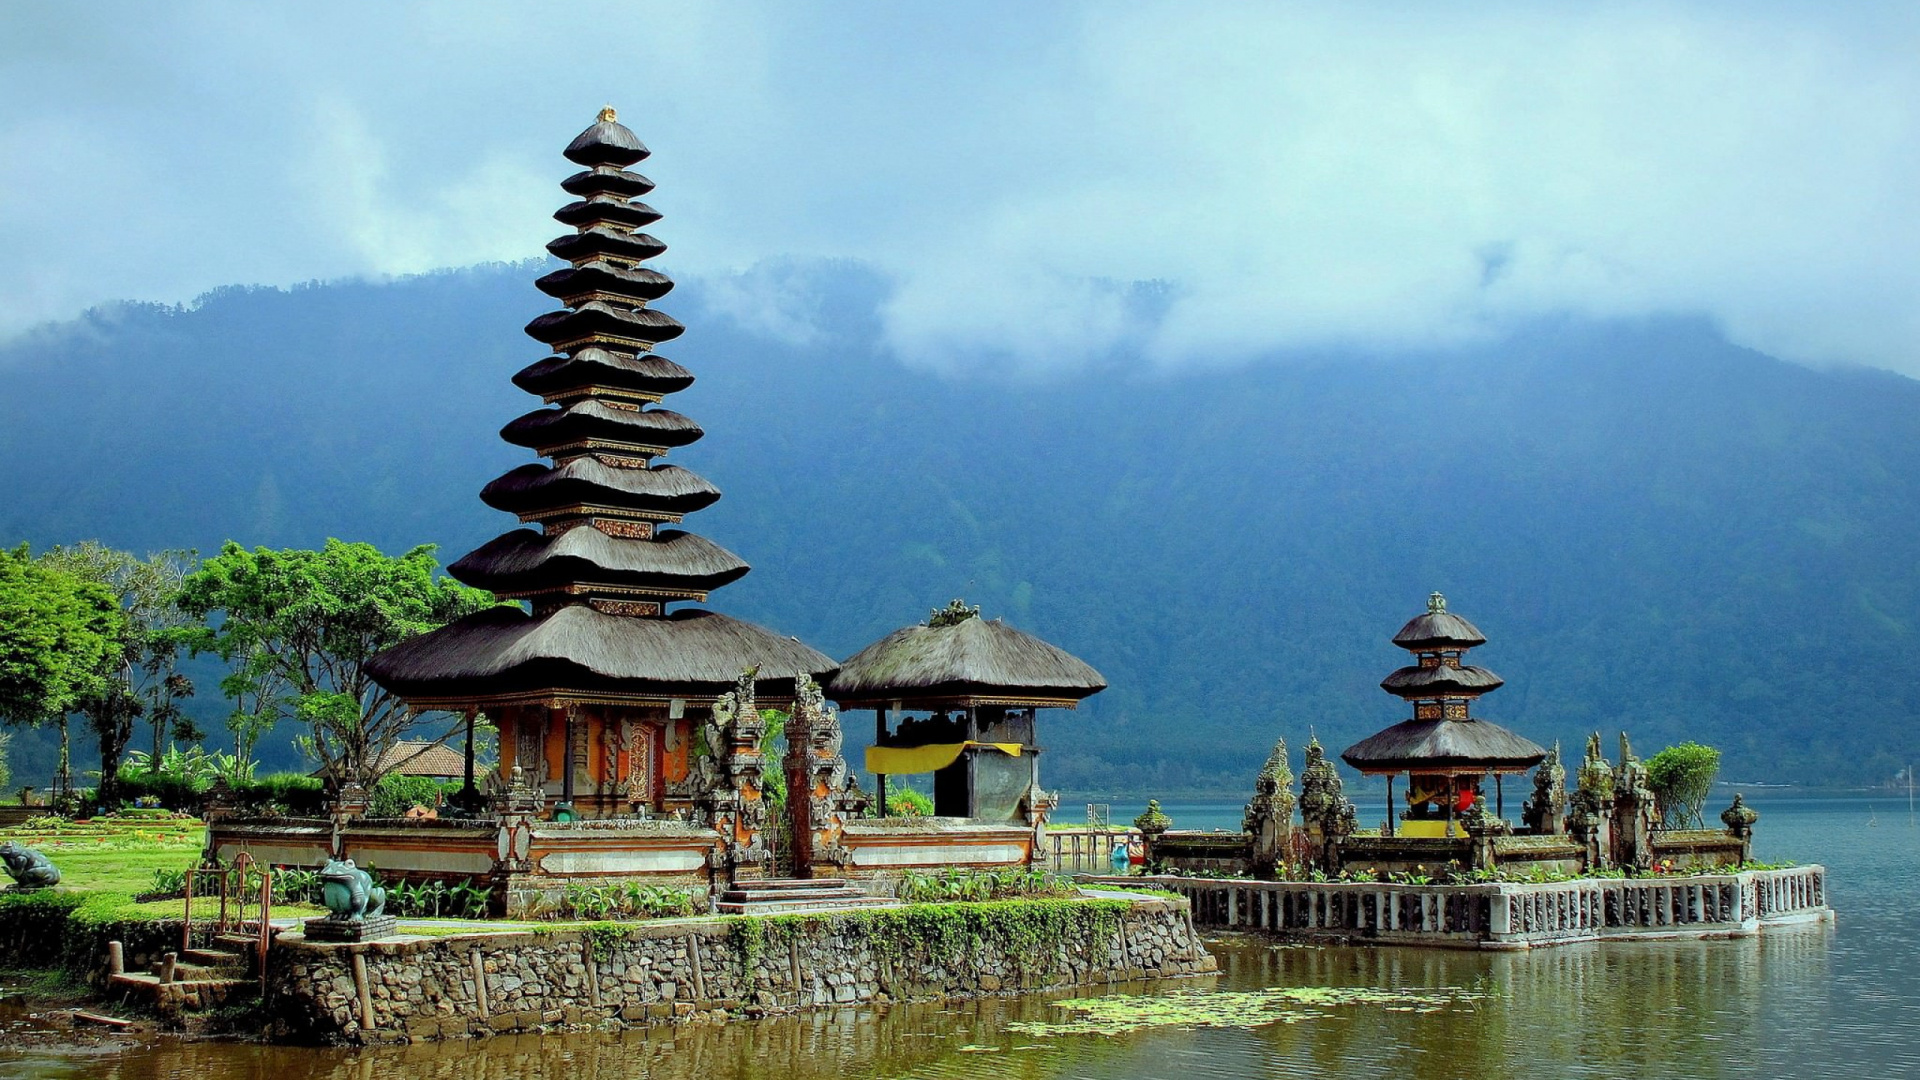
[598, 105, 617, 123]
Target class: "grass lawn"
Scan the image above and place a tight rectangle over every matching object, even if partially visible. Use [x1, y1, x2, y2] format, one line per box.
[0, 816, 324, 920]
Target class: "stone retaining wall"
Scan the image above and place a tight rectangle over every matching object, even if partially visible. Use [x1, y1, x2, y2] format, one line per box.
[265, 892, 1212, 1043]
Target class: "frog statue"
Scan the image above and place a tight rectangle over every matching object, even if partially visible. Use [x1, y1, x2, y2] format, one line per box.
[0, 841, 60, 890]
[318, 857, 386, 922]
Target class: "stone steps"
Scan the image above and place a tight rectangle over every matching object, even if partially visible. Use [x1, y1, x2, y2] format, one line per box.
[108, 935, 260, 1019]
[714, 877, 899, 915]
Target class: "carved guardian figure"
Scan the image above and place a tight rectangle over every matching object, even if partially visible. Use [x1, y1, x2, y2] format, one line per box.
[318, 858, 387, 922]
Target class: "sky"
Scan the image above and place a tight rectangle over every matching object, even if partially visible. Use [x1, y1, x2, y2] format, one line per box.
[3, 1, 1917, 376]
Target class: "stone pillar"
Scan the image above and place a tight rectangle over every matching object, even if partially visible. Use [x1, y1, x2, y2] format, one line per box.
[1611, 733, 1657, 871]
[695, 668, 772, 885]
[785, 675, 863, 878]
[1243, 737, 1296, 880]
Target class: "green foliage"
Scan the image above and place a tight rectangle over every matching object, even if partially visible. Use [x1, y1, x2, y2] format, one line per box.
[896, 866, 1078, 903]
[175, 539, 499, 788]
[34, 544, 198, 804]
[1647, 742, 1723, 828]
[0, 545, 122, 733]
[368, 773, 455, 818]
[581, 922, 628, 962]
[866, 781, 933, 818]
[557, 881, 698, 922]
[0, 729, 11, 794]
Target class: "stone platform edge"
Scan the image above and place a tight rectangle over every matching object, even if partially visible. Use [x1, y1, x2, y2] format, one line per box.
[1097, 864, 1832, 950]
[264, 890, 1215, 1043]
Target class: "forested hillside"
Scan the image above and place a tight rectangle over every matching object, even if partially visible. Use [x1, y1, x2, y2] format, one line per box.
[3, 262, 1916, 793]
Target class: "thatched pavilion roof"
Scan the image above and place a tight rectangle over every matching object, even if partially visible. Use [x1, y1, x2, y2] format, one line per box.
[828, 614, 1106, 710]
[1340, 717, 1547, 776]
[1379, 663, 1504, 698]
[1391, 609, 1487, 649]
[365, 606, 836, 708]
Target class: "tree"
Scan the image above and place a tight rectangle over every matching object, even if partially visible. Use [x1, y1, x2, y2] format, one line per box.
[0, 545, 123, 797]
[1647, 741, 1722, 828]
[175, 539, 497, 791]
[36, 543, 199, 805]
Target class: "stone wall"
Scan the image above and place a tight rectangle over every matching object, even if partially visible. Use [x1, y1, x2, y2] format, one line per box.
[265, 892, 1212, 1043]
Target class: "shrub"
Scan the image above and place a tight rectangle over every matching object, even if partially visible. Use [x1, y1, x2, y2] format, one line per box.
[557, 881, 697, 921]
[1647, 742, 1722, 828]
[896, 866, 1077, 903]
[368, 774, 455, 818]
[868, 784, 934, 818]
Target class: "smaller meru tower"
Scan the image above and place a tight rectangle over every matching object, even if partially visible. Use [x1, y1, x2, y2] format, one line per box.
[1341, 593, 1546, 835]
[367, 109, 835, 817]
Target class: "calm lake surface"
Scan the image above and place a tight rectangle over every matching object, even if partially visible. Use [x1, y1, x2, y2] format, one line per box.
[4, 791, 1917, 1080]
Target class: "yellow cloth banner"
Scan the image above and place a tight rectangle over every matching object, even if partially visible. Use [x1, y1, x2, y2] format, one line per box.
[864, 741, 1024, 775]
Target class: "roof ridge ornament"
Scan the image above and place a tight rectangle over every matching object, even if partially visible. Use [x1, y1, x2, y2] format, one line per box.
[926, 598, 980, 628]
[598, 105, 617, 123]
[1428, 591, 1447, 614]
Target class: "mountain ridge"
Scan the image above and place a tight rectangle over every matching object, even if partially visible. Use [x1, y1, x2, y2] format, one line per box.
[2, 261, 1915, 793]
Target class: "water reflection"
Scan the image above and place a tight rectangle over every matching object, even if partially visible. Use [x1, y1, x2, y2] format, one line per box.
[2, 795, 1913, 1080]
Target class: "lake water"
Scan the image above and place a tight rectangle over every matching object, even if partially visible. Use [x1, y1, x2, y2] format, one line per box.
[4, 791, 1917, 1079]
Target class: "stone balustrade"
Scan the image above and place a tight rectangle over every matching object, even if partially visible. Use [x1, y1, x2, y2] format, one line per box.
[1097, 865, 1829, 949]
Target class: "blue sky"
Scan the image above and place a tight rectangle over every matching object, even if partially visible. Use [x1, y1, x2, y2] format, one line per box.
[3, 2, 1916, 374]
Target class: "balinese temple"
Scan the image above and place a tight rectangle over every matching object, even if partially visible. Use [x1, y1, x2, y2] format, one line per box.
[366, 109, 836, 818]
[828, 601, 1106, 821]
[1340, 593, 1547, 836]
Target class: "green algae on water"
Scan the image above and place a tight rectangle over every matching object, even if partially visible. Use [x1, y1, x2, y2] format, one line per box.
[1006, 985, 1488, 1037]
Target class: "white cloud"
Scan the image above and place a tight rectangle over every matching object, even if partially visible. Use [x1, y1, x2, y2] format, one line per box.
[1, 1, 1916, 375]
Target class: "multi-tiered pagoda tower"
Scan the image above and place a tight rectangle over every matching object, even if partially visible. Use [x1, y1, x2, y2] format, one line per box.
[368, 109, 835, 818]
[1341, 593, 1546, 836]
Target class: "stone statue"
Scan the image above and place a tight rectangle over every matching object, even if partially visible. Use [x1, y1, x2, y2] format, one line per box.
[1522, 741, 1568, 835]
[318, 858, 386, 922]
[0, 842, 60, 889]
[1721, 793, 1759, 863]
[1243, 736, 1296, 879]
[1460, 794, 1511, 837]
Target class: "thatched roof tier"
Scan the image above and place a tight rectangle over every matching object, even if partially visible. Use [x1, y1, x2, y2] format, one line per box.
[448, 528, 748, 597]
[828, 617, 1106, 710]
[481, 459, 720, 520]
[1391, 610, 1488, 649]
[1340, 717, 1547, 776]
[564, 111, 650, 168]
[512, 349, 693, 401]
[536, 263, 674, 304]
[549, 225, 675, 267]
[525, 302, 685, 349]
[561, 166, 655, 200]
[547, 227, 667, 266]
[501, 402, 702, 455]
[1379, 664, 1504, 698]
[554, 196, 662, 231]
[365, 606, 836, 706]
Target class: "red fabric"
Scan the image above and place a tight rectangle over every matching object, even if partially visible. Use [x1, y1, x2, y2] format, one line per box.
[1455, 788, 1477, 813]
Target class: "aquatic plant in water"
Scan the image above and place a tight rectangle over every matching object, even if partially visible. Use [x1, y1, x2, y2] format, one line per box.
[1006, 985, 1488, 1037]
